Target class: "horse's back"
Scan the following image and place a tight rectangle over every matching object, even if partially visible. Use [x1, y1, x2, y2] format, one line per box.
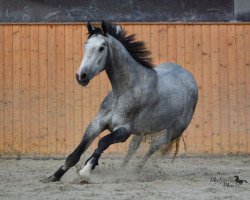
[155, 62, 198, 93]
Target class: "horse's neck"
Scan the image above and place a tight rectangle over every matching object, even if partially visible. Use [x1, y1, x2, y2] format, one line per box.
[106, 37, 156, 97]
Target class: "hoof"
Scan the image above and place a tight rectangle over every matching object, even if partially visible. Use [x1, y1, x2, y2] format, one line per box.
[78, 160, 93, 182]
[47, 175, 60, 182]
[40, 175, 59, 183]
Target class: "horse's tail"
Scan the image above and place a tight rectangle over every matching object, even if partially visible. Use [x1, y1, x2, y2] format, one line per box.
[160, 135, 185, 162]
[244, 180, 248, 183]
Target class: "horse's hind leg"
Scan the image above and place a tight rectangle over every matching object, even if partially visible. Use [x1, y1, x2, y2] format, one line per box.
[138, 126, 184, 170]
[121, 134, 143, 167]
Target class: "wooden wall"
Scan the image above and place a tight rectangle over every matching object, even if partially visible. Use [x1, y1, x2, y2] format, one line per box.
[0, 24, 249, 156]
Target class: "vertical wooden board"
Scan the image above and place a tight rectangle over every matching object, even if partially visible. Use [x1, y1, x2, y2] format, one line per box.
[202, 25, 212, 153]
[21, 25, 31, 155]
[47, 25, 57, 155]
[219, 25, 230, 153]
[184, 25, 196, 153]
[0, 26, 4, 154]
[3, 25, 13, 155]
[141, 25, 151, 58]
[73, 25, 83, 148]
[167, 25, 177, 62]
[245, 25, 250, 153]
[210, 25, 221, 154]
[158, 25, 168, 63]
[176, 25, 185, 66]
[38, 25, 48, 155]
[65, 25, 74, 154]
[227, 25, 238, 154]
[30, 25, 39, 156]
[56, 25, 66, 155]
[176, 25, 186, 153]
[150, 24, 159, 64]
[12, 25, 22, 155]
[193, 25, 203, 154]
[236, 25, 247, 153]
[133, 24, 142, 41]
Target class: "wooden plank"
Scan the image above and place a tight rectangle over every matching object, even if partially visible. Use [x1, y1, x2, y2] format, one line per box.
[0, 25, 4, 154]
[211, 25, 221, 154]
[219, 25, 230, 153]
[38, 25, 48, 155]
[47, 25, 57, 155]
[73, 25, 83, 149]
[56, 25, 66, 155]
[167, 25, 177, 62]
[227, 25, 238, 154]
[202, 25, 212, 153]
[141, 24, 151, 56]
[3, 25, 13, 155]
[245, 25, 250, 154]
[65, 25, 74, 154]
[133, 24, 142, 41]
[12, 25, 22, 155]
[21, 25, 31, 155]
[184, 25, 196, 153]
[192, 25, 203, 154]
[158, 25, 168, 64]
[236, 25, 247, 153]
[30, 25, 39, 156]
[176, 25, 185, 66]
[150, 24, 159, 64]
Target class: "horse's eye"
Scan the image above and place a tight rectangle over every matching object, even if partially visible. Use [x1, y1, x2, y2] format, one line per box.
[99, 46, 104, 52]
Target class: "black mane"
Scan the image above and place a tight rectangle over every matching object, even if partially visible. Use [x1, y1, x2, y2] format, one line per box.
[88, 22, 154, 69]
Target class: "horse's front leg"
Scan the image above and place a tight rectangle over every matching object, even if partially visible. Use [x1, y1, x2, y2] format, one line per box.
[79, 127, 131, 174]
[47, 119, 105, 182]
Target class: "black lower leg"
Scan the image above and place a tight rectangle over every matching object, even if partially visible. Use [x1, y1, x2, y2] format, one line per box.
[48, 165, 68, 182]
[85, 127, 130, 170]
[48, 136, 89, 181]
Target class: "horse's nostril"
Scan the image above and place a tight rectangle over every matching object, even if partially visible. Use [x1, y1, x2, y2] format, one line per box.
[81, 73, 87, 80]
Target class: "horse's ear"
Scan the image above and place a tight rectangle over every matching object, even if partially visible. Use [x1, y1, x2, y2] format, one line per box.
[116, 26, 122, 34]
[101, 20, 108, 36]
[87, 21, 94, 35]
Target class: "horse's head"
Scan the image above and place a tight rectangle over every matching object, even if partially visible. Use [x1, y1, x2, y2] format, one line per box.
[76, 21, 109, 86]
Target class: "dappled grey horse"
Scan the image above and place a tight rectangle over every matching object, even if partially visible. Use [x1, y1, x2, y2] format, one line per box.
[48, 21, 198, 182]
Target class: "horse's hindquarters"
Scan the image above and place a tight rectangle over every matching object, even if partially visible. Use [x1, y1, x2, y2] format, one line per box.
[132, 63, 198, 135]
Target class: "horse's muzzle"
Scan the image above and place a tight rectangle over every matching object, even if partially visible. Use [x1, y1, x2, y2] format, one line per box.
[76, 73, 89, 86]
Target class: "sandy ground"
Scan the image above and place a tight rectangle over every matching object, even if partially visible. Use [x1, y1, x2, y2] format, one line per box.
[0, 155, 249, 200]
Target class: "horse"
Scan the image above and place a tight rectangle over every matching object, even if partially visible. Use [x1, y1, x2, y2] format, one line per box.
[234, 175, 248, 184]
[47, 21, 198, 182]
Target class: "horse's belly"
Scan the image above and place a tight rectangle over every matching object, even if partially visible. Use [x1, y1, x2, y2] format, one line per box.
[132, 106, 180, 135]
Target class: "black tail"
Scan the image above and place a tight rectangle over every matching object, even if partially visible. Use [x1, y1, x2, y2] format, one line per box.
[244, 180, 248, 183]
